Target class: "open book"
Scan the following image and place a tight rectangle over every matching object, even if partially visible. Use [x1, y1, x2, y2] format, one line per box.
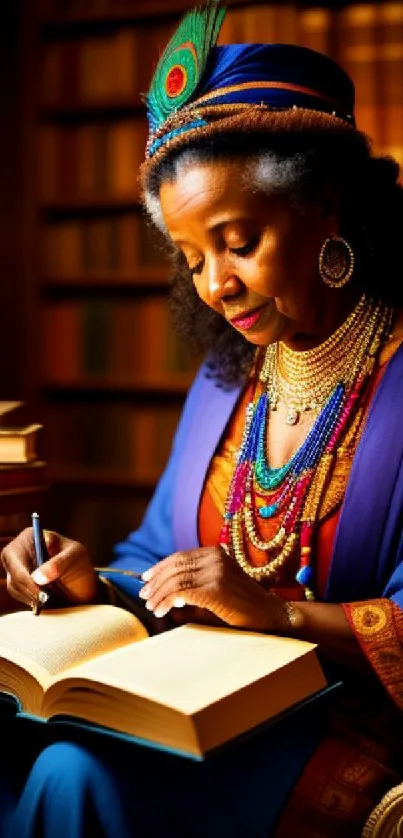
[0, 604, 327, 759]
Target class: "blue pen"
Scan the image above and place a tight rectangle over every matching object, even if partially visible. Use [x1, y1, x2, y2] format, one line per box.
[31, 511, 50, 615]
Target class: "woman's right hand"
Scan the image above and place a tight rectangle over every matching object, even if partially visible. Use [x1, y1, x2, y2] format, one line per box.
[0, 527, 100, 609]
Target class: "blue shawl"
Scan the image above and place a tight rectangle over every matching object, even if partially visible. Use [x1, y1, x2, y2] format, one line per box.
[112, 345, 403, 610]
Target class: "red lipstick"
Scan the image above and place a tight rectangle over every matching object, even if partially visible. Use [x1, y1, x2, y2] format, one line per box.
[230, 306, 263, 330]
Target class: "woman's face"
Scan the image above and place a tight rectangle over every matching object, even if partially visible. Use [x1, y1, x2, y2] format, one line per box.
[159, 157, 342, 348]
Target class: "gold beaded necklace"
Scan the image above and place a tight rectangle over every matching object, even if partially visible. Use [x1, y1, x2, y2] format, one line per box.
[219, 295, 395, 596]
[261, 294, 378, 424]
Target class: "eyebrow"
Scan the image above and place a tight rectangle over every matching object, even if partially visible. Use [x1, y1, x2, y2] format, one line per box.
[206, 214, 252, 232]
[173, 215, 253, 246]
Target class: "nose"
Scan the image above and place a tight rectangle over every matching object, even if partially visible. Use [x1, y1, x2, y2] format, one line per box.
[203, 254, 242, 306]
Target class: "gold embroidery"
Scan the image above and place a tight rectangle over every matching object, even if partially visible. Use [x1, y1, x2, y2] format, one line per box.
[208, 441, 237, 517]
[350, 604, 388, 636]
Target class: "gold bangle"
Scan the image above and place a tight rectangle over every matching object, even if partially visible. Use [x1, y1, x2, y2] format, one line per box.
[283, 601, 303, 631]
[98, 575, 119, 606]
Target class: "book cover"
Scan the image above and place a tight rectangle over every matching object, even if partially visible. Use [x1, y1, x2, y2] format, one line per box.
[0, 460, 48, 492]
[0, 424, 43, 465]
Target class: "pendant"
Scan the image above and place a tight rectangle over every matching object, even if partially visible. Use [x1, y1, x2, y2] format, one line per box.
[285, 407, 299, 425]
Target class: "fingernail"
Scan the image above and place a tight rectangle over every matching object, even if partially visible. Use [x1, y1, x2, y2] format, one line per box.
[138, 585, 149, 599]
[37, 591, 49, 605]
[141, 569, 152, 582]
[31, 569, 50, 586]
[154, 607, 168, 618]
[145, 601, 153, 610]
[173, 597, 186, 608]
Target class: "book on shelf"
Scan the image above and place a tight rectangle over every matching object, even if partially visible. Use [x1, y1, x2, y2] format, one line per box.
[338, 3, 403, 170]
[0, 459, 50, 613]
[40, 25, 174, 108]
[0, 424, 43, 464]
[0, 604, 327, 760]
[0, 460, 48, 492]
[42, 214, 169, 282]
[298, 8, 332, 54]
[39, 121, 148, 204]
[46, 493, 150, 569]
[43, 401, 183, 483]
[0, 461, 49, 544]
[39, 0, 180, 20]
[41, 298, 199, 385]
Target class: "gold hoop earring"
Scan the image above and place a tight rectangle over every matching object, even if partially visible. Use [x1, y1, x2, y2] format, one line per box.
[319, 235, 354, 288]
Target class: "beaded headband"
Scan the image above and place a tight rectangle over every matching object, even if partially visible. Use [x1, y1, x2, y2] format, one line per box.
[141, 1, 357, 184]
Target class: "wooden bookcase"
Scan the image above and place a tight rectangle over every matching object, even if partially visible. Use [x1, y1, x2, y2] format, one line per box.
[15, 0, 403, 564]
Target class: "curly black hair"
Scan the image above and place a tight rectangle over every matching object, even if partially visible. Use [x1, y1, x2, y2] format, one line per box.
[143, 129, 403, 388]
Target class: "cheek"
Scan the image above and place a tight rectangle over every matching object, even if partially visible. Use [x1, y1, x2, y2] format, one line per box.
[192, 274, 205, 301]
[250, 233, 292, 293]
[259, 227, 320, 293]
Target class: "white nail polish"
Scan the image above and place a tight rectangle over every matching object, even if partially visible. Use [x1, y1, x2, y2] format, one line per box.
[173, 597, 186, 608]
[31, 569, 50, 586]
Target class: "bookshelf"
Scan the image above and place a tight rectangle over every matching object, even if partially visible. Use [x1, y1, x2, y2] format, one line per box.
[15, 0, 403, 565]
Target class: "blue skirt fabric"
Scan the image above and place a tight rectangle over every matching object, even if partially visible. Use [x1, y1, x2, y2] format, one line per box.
[1, 704, 325, 838]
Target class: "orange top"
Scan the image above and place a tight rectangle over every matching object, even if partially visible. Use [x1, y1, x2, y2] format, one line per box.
[198, 332, 402, 601]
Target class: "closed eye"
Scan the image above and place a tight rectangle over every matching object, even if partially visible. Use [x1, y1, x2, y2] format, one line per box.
[188, 236, 258, 277]
[230, 237, 259, 257]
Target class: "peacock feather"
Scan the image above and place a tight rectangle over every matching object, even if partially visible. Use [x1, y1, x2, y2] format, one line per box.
[145, 1, 226, 134]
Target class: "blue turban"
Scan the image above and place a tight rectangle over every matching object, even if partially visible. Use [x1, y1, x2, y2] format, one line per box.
[142, 5, 356, 170]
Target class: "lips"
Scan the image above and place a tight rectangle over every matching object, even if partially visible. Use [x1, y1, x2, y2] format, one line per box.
[229, 305, 264, 330]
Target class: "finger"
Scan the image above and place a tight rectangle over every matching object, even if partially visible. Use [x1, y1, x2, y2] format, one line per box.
[7, 573, 38, 609]
[152, 591, 193, 619]
[141, 565, 198, 611]
[3, 553, 39, 604]
[139, 551, 203, 601]
[141, 548, 213, 585]
[42, 529, 62, 558]
[146, 577, 204, 618]
[31, 590, 50, 615]
[31, 541, 79, 586]
[2, 530, 37, 575]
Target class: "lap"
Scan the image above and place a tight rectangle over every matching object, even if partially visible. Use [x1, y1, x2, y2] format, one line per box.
[2, 707, 325, 838]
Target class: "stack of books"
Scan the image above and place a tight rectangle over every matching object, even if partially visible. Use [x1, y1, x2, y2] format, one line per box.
[0, 401, 49, 613]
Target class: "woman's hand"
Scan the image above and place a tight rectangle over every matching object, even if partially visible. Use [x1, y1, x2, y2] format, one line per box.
[139, 546, 289, 633]
[0, 527, 100, 609]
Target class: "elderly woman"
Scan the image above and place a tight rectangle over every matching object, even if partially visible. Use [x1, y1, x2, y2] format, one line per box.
[2, 3, 403, 837]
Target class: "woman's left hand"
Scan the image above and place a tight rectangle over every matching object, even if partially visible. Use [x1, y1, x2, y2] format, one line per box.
[138, 546, 288, 633]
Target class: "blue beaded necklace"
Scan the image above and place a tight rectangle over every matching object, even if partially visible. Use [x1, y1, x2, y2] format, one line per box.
[220, 297, 394, 598]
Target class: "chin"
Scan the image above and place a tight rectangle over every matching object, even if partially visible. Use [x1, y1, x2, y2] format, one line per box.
[245, 322, 289, 347]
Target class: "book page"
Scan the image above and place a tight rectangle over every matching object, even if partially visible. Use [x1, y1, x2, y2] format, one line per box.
[47, 623, 322, 713]
[0, 605, 148, 714]
[43, 624, 326, 757]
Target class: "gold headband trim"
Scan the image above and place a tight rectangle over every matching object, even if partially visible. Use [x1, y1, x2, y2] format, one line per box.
[193, 80, 344, 111]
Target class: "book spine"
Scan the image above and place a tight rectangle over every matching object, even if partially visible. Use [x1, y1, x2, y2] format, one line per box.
[42, 303, 82, 384]
[337, 2, 403, 170]
[299, 8, 332, 54]
[82, 299, 110, 375]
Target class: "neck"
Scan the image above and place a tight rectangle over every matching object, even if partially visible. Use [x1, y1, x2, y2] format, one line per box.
[280, 287, 363, 352]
